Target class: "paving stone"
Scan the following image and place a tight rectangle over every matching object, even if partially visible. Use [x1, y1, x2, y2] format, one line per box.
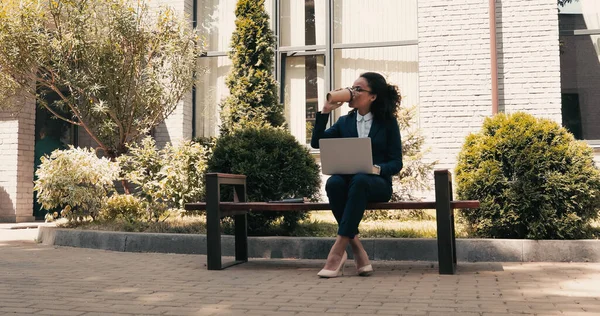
[1, 241, 600, 315]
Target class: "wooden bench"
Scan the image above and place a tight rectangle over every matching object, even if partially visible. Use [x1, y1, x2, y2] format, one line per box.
[184, 169, 480, 275]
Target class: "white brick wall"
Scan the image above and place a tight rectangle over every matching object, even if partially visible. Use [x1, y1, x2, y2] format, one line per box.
[418, 0, 564, 196]
[418, 1, 492, 174]
[0, 96, 35, 222]
[496, 0, 562, 122]
[155, 93, 193, 148]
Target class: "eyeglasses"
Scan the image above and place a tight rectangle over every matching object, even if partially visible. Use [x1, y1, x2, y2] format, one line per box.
[350, 86, 373, 93]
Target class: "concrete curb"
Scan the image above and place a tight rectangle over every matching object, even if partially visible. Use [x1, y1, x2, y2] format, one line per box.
[37, 227, 600, 262]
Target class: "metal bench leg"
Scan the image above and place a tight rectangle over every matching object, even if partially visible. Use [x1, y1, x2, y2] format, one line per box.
[206, 174, 222, 270]
[233, 184, 248, 263]
[449, 179, 457, 266]
[435, 170, 457, 275]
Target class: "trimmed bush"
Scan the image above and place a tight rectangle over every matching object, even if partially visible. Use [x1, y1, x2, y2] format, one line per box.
[208, 127, 321, 234]
[456, 112, 600, 239]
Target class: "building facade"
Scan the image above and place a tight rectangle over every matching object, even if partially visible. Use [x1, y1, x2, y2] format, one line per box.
[1, 0, 599, 222]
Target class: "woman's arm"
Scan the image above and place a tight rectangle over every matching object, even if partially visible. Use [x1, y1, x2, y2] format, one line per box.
[310, 100, 345, 149]
[310, 112, 341, 149]
[378, 118, 403, 177]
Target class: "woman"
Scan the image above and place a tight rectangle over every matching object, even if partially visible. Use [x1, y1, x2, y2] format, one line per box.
[311, 72, 403, 278]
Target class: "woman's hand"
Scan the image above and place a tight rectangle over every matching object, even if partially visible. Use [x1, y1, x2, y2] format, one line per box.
[321, 100, 343, 114]
[322, 87, 346, 114]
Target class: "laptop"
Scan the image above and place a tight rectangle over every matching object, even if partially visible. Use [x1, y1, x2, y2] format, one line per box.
[319, 138, 373, 175]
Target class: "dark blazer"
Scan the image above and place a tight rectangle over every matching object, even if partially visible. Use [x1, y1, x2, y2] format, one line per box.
[311, 111, 403, 184]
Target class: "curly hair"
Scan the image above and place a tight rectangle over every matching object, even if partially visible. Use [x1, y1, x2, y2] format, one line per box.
[351, 72, 401, 121]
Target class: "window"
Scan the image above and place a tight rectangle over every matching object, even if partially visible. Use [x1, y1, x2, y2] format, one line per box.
[280, 0, 326, 47]
[333, 0, 417, 44]
[559, 0, 600, 144]
[283, 55, 325, 144]
[333, 46, 419, 121]
[195, 0, 419, 144]
[195, 56, 231, 138]
[279, 0, 418, 145]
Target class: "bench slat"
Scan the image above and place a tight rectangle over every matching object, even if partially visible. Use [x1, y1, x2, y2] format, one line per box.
[209, 173, 247, 180]
[185, 200, 480, 211]
[451, 200, 480, 209]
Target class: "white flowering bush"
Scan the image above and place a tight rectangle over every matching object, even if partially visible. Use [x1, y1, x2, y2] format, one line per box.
[119, 137, 208, 221]
[34, 147, 120, 222]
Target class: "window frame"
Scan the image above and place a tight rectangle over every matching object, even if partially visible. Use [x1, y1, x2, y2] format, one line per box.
[558, 12, 600, 145]
[276, 0, 419, 149]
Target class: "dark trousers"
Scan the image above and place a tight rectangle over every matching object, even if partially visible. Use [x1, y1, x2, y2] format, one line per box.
[326, 173, 392, 238]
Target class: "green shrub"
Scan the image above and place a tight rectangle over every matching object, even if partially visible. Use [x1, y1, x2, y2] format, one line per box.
[34, 146, 119, 222]
[392, 105, 437, 201]
[100, 194, 145, 223]
[119, 137, 208, 220]
[207, 127, 321, 234]
[456, 112, 600, 239]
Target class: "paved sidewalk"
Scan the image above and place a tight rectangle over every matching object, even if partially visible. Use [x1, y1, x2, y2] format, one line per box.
[1, 239, 599, 316]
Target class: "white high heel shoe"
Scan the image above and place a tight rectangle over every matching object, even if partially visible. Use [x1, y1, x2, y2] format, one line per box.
[355, 251, 373, 276]
[356, 263, 373, 276]
[317, 252, 347, 278]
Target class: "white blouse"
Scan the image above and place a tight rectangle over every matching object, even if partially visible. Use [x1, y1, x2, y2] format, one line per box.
[356, 112, 373, 138]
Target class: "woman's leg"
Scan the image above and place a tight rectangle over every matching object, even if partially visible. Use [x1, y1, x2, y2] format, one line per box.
[338, 174, 392, 237]
[342, 175, 391, 273]
[322, 175, 351, 272]
[349, 236, 370, 268]
[322, 235, 351, 270]
[325, 175, 348, 224]
[322, 174, 390, 272]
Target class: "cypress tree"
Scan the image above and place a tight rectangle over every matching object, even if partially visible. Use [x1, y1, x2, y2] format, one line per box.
[220, 0, 284, 135]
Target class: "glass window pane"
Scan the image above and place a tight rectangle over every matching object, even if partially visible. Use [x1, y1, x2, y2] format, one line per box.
[560, 33, 600, 140]
[280, 0, 326, 47]
[333, 0, 417, 44]
[198, 0, 236, 52]
[199, 0, 275, 52]
[333, 46, 419, 119]
[195, 57, 232, 138]
[284, 55, 326, 145]
[265, 0, 275, 30]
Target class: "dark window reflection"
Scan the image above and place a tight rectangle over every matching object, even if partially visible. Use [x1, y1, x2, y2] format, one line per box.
[304, 0, 318, 144]
[559, 14, 600, 140]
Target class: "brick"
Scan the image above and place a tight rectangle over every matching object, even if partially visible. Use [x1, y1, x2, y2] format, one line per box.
[0, 98, 35, 222]
[38, 310, 86, 316]
[0, 307, 42, 313]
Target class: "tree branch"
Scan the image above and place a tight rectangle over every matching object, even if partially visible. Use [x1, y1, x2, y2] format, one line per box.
[50, 86, 108, 153]
[36, 81, 82, 126]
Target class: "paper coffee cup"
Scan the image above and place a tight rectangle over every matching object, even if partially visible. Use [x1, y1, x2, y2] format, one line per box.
[326, 88, 354, 103]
